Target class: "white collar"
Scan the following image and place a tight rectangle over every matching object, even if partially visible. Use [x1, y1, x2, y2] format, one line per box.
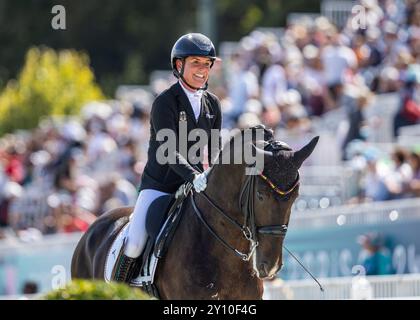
[179, 80, 203, 100]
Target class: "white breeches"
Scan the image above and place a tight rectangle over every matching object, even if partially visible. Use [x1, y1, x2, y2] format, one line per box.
[124, 189, 169, 258]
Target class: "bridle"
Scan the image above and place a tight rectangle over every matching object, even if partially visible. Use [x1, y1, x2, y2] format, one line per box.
[190, 157, 300, 262]
[189, 139, 324, 292]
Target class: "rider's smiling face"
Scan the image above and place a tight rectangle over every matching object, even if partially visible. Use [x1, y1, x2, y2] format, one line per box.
[176, 56, 212, 90]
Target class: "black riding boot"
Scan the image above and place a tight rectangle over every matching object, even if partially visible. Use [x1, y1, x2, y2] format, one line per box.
[111, 247, 137, 283]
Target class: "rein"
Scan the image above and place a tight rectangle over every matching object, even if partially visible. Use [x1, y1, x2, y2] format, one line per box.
[190, 169, 300, 261]
[190, 171, 324, 291]
[187, 136, 324, 291]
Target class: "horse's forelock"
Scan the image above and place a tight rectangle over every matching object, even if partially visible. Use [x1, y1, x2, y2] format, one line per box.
[263, 149, 299, 188]
[225, 126, 274, 148]
[215, 126, 282, 174]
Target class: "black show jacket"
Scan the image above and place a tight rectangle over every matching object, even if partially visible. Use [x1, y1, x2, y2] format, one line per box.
[138, 82, 222, 193]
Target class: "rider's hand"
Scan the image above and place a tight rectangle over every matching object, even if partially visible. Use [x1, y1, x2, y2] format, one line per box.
[193, 171, 207, 193]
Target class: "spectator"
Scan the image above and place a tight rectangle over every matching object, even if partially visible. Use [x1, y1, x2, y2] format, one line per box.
[363, 151, 391, 201]
[0, 180, 23, 228]
[261, 47, 287, 110]
[407, 151, 420, 196]
[382, 21, 407, 66]
[225, 49, 259, 127]
[321, 27, 358, 109]
[357, 232, 393, 276]
[363, 147, 412, 201]
[300, 44, 327, 116]
[387, 148, 414, 199]
[393, 64, 420, 137]
[2, 146, 25, 184]
[22, 281, 39, 295]
[340, 83, 372, 158]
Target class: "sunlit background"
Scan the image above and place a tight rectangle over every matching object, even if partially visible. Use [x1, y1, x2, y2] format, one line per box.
[0, 0, 420, 299]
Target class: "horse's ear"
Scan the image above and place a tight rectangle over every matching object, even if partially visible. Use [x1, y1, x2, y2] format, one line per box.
[254, 140, 270, 149]
[291, 136, 319, 169]
[251, 124, 274, 142]
[251, 143, 273, 157]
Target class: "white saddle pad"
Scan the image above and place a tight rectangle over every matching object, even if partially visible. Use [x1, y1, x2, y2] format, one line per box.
[104, 221, 158, 286]
[104, 222, 130, 282]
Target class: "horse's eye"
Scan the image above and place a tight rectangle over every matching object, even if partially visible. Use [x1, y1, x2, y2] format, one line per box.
[256, 191, 263, 201]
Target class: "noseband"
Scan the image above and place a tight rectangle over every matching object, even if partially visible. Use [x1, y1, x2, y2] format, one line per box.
[191, 163, 300, 261]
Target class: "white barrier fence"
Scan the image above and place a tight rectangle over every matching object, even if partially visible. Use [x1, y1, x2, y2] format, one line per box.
[0, 232, 82, 296]
[264, 273, 420, 300]
[8, 186, 52, 232]
[291, 197, 420, 228]
[295, 165, 359, 210]
[0, 293, 41, 300]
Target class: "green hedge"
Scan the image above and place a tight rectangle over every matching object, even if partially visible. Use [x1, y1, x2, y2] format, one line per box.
[0, 47, 104, 136]
[44, 279, 153, 300]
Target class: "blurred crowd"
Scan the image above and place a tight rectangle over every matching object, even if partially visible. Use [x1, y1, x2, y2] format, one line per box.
[1, 0, 420, 239]
[347, 141, 420, 201]
[0, 100, 151, 239]
[208, 0, 420, 204]
[207, 0, 420, 144]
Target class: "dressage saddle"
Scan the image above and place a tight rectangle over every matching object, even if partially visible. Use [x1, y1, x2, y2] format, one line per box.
[130, 183, 191, 298]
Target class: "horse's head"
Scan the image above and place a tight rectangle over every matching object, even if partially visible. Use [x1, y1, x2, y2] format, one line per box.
[205, 126, 318, 283]
[250, 135, 319, 279]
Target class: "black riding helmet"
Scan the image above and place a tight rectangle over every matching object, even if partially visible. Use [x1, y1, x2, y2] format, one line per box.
[171, 33, 217, 91]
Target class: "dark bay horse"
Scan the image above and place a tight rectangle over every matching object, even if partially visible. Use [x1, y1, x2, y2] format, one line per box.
[71, 128, 318, 299]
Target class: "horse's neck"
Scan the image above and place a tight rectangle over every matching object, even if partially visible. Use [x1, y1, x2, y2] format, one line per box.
[189, 165, 263, 299]
[158, 164, 263, 299]
[205, 164, 244, 217]
[183, 195, 262, 299]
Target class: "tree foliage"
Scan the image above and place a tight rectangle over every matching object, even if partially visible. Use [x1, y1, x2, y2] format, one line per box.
[0, 0, 320, 95]
[0, 47, 104, 136]
[217, 0, 320, 38]
[44, 279, 153, 300]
